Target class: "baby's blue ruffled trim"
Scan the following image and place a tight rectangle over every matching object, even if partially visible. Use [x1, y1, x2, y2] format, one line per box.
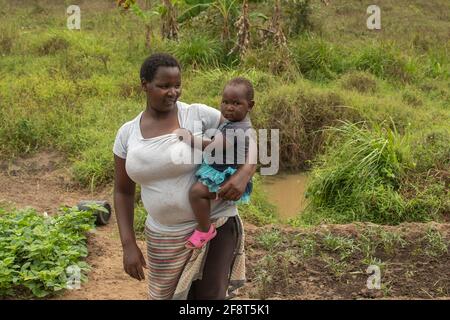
[196, 163, 236, 193]
[195, 162, 252, 203]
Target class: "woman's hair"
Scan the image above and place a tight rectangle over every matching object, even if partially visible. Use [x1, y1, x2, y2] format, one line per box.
[140, 53, 181, 83]
[225, 77, 254, 102]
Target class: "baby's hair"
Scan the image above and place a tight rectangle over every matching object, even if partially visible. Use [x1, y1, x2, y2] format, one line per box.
[225, 77, 254, 102]
[140, 53, 181, 83]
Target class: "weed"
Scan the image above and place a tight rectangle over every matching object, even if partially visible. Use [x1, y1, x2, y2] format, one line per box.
[378, 229, 407, 255]
[170, 35, 224, 67]
[254, 254, 276, 299]
[423, 227, 448, 258]
[303, 121, 417, 224]
[322, 233, 358, 261]
[294, 234, 316, 258]
[255, 228, 283, 252]
[278, 249, 299, 288]
[321, 254, 347, 278]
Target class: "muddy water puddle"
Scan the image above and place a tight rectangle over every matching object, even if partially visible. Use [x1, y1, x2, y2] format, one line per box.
[262, 173, 309, 220]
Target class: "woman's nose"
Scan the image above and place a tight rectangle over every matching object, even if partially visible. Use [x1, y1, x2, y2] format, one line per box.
[167, 87, 176, 97]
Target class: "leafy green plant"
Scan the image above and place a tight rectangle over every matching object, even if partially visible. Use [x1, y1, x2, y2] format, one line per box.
[278, 249, 298, 287]
[0, 206, 95, 298]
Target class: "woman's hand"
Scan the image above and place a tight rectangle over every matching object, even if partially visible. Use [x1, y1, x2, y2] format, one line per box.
[218, 171, 249, 201]
[122, 242, 148, 281]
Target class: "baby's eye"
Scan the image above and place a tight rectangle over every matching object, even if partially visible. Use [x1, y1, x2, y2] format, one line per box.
[233, 101, 239, 105]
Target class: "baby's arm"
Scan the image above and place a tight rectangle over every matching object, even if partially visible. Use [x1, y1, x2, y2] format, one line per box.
[178, 129, 231, 151]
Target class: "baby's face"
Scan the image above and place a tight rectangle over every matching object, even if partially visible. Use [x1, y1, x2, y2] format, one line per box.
[220, 84, 253, 122]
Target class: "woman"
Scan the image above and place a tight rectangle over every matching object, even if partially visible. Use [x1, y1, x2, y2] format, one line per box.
[113, 53, 255, 300]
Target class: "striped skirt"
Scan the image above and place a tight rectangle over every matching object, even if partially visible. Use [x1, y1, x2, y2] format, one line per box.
[145, 216, 246, 300]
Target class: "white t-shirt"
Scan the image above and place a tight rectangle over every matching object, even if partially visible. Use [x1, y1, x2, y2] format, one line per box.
[113, 101, 237, 234]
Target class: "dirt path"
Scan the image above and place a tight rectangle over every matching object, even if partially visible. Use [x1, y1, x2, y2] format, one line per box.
[55, 217, 148, 300]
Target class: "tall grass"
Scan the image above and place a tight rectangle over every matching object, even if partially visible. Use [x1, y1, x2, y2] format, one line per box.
[299, 121, 441, 225]
[290, 35, 345, 81]
[169, 35, 227, 68]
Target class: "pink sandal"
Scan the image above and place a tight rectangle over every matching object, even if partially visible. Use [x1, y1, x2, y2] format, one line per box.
[185, 225, 217, 249]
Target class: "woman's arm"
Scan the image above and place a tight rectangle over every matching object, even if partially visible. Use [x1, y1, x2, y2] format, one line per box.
[114, 155, 147, 281]
[218, 131, 257, 201]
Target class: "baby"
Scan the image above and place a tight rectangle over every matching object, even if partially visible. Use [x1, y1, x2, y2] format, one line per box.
[181, 77, 255, 249]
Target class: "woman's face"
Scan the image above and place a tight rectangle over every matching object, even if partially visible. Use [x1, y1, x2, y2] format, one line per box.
[142, 66, 182, 112]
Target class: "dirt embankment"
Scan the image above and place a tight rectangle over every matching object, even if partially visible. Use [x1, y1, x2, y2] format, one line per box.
[1, 152, 449, 300]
